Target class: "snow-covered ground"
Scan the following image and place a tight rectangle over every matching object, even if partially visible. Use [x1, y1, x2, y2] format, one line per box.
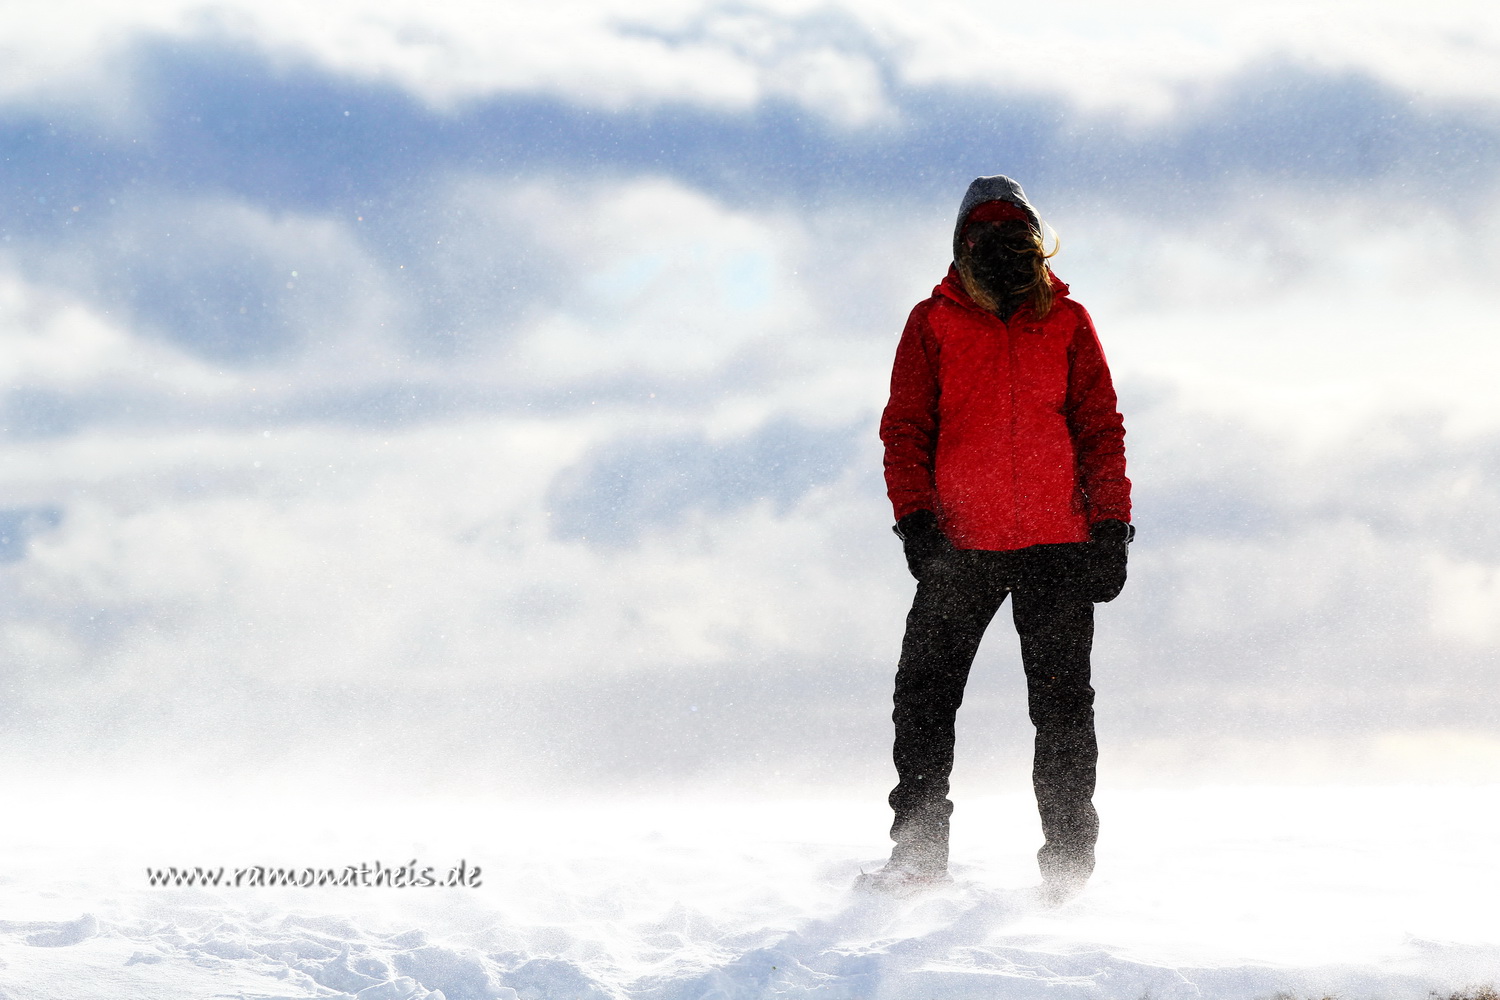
[3, 782, 1497, 999]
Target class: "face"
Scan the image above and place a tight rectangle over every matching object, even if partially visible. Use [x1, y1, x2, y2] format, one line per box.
[960, 219, 1037, 300]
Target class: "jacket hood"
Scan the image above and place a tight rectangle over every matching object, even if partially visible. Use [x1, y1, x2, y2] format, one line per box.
[934, 264, 1068, 313]
[952, 175, 1041, 260]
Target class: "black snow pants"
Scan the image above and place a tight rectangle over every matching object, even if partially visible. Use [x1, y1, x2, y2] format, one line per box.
[887, 546, 1100, 884]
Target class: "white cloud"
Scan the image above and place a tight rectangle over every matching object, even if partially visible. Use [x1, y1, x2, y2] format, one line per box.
[1, 406, 888, 691]
[102, 196, 406, 366]
[496, 175, 820, 380]
[870, 0, 1500, 117]
[1062, 188, 1500, 439]
[1428, 553, 1500, 643]
[0, 273, 224, 393]
[4, 1, 1497, 124]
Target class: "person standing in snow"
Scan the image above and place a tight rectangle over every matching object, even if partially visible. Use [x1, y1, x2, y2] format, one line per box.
[861, 175, 1133, 904]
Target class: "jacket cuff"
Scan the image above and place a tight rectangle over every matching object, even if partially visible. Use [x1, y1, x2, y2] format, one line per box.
[893, 509, 938, 540]
[1089, 518, 1135, 543]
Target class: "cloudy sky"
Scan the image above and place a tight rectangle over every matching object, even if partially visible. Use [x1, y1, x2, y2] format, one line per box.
[1, 0, 1498, 798]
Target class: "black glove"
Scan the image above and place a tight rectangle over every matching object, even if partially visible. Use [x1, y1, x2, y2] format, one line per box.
[893, 509, 954, 580]
[1080, 519, 1134, 603]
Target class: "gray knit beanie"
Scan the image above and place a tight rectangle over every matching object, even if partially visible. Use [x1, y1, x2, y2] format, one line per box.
[952, 175, 1041, 260]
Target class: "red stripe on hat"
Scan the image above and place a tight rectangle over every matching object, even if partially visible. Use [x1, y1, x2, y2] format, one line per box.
[964, 200, 1031, 227]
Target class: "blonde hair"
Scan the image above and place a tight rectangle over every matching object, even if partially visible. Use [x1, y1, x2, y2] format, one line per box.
[958, 223, 1061, 319]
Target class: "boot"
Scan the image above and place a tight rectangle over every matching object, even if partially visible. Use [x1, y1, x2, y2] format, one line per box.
[1037, 843, 1093, 907]
[854, 840, 953, 896]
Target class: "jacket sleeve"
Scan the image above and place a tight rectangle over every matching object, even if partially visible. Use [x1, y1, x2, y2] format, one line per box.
[1064, 303, 1131, 524]
[880, 302, 941, 521]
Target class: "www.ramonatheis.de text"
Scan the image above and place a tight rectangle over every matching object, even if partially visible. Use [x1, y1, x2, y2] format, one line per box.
[145, 860, 482, 888]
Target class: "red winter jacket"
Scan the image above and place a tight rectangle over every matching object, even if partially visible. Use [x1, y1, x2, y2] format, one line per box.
[880, 266, 1130, 552]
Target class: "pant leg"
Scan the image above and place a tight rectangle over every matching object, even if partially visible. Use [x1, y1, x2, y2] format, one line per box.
[1011, 584, 1099, 885]
[887, 558, 1004, 871]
